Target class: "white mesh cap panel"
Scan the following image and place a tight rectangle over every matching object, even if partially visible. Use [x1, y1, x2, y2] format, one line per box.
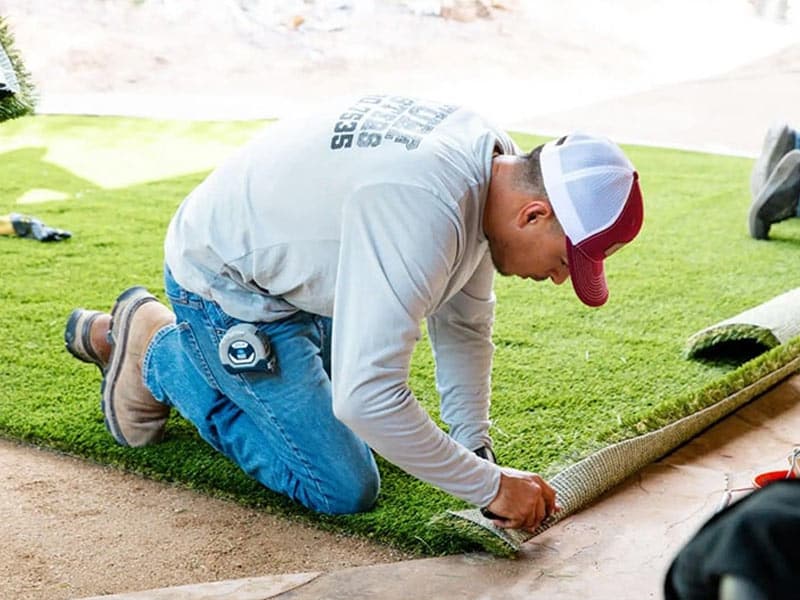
[540, 142, 581, 239]
[564, 167, 633, 239]
[540, 133, 635, 245]
[558, 134, 631, 171]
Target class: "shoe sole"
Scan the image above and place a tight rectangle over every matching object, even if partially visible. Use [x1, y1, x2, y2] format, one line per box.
[64, 309, 106, 373]
[101, 286, 158, 446]
[750, 123, 795, 199]
[749, 150, 800, 240]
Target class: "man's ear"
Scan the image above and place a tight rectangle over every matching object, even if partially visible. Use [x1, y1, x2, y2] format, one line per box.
[517, 200, 552, 228]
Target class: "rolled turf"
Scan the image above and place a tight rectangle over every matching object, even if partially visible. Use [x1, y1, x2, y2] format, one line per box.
[1, 115, 798, 556]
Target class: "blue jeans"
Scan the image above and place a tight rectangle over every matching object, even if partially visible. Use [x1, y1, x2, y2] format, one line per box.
[141, 267, 380, 515]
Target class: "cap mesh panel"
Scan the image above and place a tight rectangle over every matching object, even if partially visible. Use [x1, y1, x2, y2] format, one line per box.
[564, 171, 629, 234]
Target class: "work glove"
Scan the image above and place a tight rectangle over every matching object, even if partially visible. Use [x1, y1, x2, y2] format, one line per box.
[4, 212, 72, 242]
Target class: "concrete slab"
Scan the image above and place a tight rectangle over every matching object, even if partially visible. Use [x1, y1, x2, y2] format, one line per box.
[513, 44, 800, 157]
[78, 375, 800, 599]
[35, 43, 800, 160]
[77, 573, 320, 600]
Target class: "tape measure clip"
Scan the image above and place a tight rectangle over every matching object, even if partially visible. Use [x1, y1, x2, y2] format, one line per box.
[218, 323, 277, 374]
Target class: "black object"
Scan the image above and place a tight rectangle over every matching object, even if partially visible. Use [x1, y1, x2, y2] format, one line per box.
[218, 323, 277, 374]
[474, 445, 496, 464]
[480, 507, 506, 521]
[10, 213, 71, 242]
[665, 479, 800, 600]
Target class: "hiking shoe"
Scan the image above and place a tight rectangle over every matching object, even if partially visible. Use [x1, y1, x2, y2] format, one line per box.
[64, 309, 108, 373]
[748, 149, 800, 240]
[750, 122, 796, 200]
[102, 286, 175, 447]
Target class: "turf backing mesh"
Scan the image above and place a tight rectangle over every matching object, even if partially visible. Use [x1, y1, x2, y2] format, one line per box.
[441, 347, 800, 555]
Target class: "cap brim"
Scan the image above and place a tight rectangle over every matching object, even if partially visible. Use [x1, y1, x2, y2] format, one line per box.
[567, 241, 608, 307]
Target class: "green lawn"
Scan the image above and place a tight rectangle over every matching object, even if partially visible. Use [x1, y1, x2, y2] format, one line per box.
[1, 115, 798, 556]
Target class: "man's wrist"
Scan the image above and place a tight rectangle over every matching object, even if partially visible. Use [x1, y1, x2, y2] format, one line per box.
[473, 445, 496, 464]
[474, 445, 506, 519]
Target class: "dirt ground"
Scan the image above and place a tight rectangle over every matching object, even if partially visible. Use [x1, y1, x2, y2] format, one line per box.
[0, 438, 410, 599]
[1, 1, 799, 598]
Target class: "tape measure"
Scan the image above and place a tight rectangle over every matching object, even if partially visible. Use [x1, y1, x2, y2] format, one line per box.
[218, 323, 277, 374]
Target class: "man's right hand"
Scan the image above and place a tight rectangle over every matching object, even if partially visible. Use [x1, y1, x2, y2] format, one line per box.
[484, 468, 558, 531]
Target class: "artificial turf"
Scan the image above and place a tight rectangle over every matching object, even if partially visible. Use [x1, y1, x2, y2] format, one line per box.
[1, 115, 798, 556]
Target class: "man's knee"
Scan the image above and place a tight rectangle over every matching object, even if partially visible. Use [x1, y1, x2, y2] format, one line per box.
[320, 464, 381, 515]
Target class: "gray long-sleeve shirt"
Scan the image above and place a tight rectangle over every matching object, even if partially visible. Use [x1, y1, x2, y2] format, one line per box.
[164, 94, 518, 507]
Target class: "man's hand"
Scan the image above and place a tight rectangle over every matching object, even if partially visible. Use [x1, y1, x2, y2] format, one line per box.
[484, 467, 558, 532]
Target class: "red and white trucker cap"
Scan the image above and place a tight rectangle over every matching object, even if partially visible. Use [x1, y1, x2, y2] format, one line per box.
[540, 133, 644, 307]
